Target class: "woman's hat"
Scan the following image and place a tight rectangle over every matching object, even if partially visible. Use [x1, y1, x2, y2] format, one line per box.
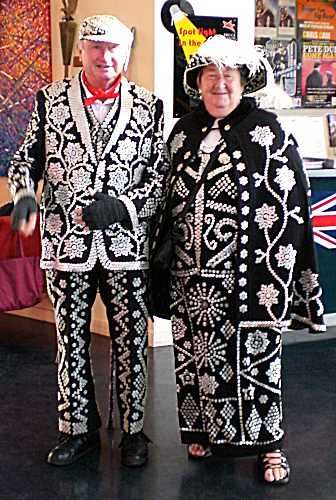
[184, 35, 268, 98]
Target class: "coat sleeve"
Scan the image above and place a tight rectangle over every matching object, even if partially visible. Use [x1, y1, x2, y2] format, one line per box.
[287, 143, 326, 333]
[117, 98, 171, 229]
[7, 90, 46, 203]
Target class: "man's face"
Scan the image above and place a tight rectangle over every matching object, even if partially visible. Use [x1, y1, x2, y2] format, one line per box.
[79, 39, 127, 88]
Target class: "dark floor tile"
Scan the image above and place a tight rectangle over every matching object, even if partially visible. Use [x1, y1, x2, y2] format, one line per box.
[0, 316, 335, 500]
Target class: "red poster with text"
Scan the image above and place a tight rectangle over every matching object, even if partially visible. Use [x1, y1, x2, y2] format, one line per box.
[297, 0, 336, 41]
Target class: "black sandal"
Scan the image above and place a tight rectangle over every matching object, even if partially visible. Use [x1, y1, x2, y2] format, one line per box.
[187, 444, 212, 460]
[259, 449, 290, 485]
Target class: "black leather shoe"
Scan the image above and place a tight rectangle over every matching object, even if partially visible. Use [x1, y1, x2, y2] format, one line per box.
[47, 432, 100, 466]
[120, 431, 150, 467]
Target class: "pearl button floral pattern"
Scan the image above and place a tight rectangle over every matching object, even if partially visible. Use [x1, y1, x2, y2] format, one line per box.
[164, 99, 325, 451]
[8, 74, 170, 272]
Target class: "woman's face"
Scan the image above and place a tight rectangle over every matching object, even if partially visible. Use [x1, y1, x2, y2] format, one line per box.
[198, 64, 244, 118]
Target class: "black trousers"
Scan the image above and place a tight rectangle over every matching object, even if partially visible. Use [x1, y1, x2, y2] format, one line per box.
[46, 265, 149, 436]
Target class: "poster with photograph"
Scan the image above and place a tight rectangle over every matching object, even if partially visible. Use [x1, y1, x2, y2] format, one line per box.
[278, 0, 296, 38]
[299, 39, 336, 106]
[256, 37, 297, 96]
[297, 0, 336, 41]
[173, 15, 238, 117]
[255, 0, 278, 39]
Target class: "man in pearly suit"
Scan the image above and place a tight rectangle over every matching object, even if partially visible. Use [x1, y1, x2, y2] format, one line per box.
[8, 15, 169, 467]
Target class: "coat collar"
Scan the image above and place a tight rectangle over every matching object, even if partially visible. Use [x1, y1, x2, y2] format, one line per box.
[193, 97, 257, 132]
[180, 97, 257, 154]
[68, 72, 133, 164]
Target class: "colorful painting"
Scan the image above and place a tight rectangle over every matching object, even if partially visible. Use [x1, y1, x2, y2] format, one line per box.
[0, 0, 52, 175]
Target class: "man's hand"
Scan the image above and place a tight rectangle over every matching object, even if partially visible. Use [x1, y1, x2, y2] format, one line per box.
[82, 192, 131, 230]
[11, 196, 38, 236]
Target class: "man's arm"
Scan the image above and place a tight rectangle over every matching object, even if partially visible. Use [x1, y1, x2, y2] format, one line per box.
[8, 90, 46, 235]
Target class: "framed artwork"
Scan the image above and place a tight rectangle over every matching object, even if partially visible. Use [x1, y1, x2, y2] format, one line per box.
[0, 0, 52, 176]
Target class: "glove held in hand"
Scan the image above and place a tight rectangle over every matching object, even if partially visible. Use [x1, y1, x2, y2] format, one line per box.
[11, 196, 37, 231]
[82, 192, 131, 230]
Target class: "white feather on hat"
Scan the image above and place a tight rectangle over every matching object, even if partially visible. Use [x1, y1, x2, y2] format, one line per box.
[184, 35, 268, 98]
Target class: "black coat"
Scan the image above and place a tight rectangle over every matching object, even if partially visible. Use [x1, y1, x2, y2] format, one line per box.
[8, 73, 170, 272]
[156, 98, 325, 333]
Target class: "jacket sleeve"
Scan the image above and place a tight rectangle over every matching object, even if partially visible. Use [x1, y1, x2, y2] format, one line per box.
[287, 144, 326, 333]
[7, 90, 46, 203]
[117, 98, 171, 229]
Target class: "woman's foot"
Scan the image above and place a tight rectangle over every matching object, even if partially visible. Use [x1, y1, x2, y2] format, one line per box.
[259, 450, 290, 485]
[187, 444, 212, 459]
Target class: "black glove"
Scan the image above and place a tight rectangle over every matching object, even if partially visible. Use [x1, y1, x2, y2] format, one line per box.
[82, 192, 131, 230]
[11, 196, 37, 231]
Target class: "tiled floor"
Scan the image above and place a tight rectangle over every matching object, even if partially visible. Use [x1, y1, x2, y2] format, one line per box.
[0, 314, 335, 500]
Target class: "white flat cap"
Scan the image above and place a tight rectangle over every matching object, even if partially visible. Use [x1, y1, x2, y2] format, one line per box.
[79, 15, 133, 47]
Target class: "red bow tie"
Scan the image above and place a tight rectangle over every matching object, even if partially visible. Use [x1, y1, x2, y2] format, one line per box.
[83, 72, 121, 106]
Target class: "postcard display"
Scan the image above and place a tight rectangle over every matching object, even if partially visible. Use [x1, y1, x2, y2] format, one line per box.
[255, 0, 336, 108]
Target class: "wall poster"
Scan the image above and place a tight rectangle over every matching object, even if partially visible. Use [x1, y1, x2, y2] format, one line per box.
[255, 0, 297, 98]
[296, 0, 336, 106]
[0, 0, 52, 176]
[255, 38, 298, 96]
[296, 0, 336, 41]
[299, 39, 336, 106]
[154, 0, 255, 133]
